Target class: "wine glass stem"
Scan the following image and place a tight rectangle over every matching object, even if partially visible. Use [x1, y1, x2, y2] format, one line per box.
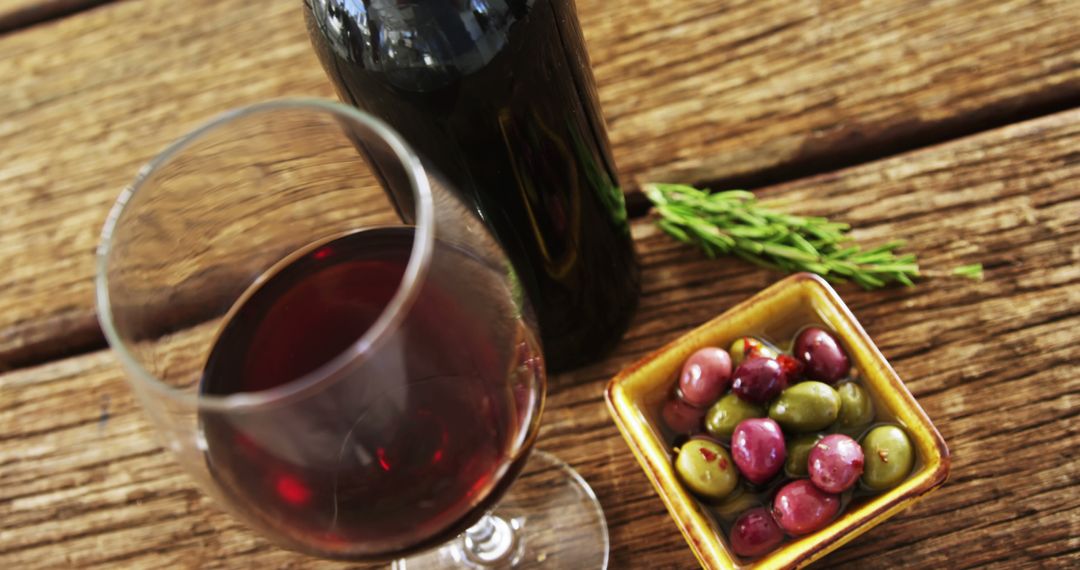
[461, 514, 523, 566]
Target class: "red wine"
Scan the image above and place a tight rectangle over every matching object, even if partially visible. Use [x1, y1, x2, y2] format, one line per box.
[200, 227, 542, 559]
[304, 0, 640, 371]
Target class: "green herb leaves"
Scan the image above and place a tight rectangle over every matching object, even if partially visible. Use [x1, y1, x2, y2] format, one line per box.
[645, 183, 922, 289]
[951, 263, 984, 281]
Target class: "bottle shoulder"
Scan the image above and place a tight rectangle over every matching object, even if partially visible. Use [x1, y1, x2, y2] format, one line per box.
[306, 0, 537, 90]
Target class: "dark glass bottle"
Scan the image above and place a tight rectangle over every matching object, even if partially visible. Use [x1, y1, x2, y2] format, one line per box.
[303, 0, 639, 371]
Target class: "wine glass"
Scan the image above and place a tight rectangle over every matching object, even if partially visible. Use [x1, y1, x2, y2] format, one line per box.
[96, 99, 608, 568]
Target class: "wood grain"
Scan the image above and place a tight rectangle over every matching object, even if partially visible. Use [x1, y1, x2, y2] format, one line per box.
[2, 0, 1079, 367]
[3, 108, 1078, 569]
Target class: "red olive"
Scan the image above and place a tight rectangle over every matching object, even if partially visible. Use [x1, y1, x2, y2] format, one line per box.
[731, 357, 789, 404]
[662, 398, 706, 435]
[731, 418, 786, 484]
[730, 507, 784, 558]
[772, 480, 840, 536]
[793, 327, 850, 383]
[678, 347, 733, 407]
[808, 434, 865, 493]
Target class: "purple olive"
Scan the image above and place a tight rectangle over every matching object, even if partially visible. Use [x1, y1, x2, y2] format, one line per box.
[678, 347, 733, 407]
[772, 479, 840, 536]
[662, 398, 705, 435]
[730, 507, 784, 558]
[808, 434, 865, 493]
[731, 357, 789, 404]
[793, 327, 850, 383]
[731, 418, 786, 484]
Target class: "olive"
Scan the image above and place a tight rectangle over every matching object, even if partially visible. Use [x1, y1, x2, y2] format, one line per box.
[768, 381, 841, 433]
[713, 487, 759, 519]
[793, 327, 850, 384]
[705, 394, 765, 439]
[729, 337, 778, 367]
[679, 347, 733, 407]
[729, 507, 784, 558]
[731, 418, 786, 484]
[785, 433, 824, 478]
[861, 425, 915, 491]
[808, 434, 864, 493]
[731, 357, 789, 404]
[662, 398, 705, 435]
[675, 438, 739, 500]
[772, 479, 840, 536]
[836, 382, 875, 430]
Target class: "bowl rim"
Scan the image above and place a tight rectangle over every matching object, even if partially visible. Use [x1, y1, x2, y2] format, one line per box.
[605, 272, 950, 569]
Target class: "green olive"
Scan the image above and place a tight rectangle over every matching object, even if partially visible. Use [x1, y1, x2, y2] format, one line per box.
[675, 438, 739, 500]
[836, 382, 875, 430]
[729, 337, 778, 367]
[768, 381, 841, 432]
[785, 433, 825, 477]
[712, 486, 760, 520]
[705, 393, 765, 439]
[861, 425, 915, 491]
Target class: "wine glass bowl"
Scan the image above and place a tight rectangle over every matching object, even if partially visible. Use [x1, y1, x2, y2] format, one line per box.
[96, 100, 545, 560]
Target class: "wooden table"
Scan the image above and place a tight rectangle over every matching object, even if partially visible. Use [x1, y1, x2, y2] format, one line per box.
[1, 0, 1078, 568]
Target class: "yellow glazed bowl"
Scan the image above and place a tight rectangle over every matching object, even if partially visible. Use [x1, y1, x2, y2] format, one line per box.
[605, 273, 949, 569]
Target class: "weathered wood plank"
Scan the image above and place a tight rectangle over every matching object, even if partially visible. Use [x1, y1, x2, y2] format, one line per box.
[2, 0, 1079, 366]
[589, 0, 1080, 187]
[2, 110, 1078, 568]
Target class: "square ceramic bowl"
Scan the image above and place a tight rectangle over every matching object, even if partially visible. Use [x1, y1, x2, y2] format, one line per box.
[606, 273, 949, 569]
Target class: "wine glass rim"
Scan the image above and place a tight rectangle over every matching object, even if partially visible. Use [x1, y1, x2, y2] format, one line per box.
[95, 98, 436, 412]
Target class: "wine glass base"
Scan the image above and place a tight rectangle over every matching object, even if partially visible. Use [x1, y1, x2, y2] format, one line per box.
[393, 451, 609, 569]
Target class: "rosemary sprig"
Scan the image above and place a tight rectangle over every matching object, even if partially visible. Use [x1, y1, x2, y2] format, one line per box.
[952, 263, 984, 281]
[645, 183, 923, 289]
